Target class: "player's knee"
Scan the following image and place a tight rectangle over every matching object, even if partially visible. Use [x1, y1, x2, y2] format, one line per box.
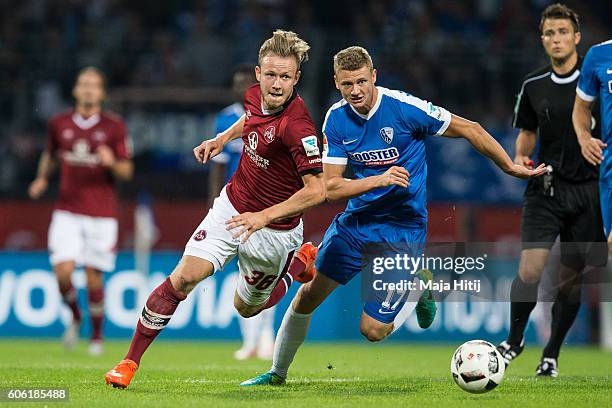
[233, 298, 260, 318]
[359, 320, 391, 342]
[170, 257, 213, 294]
[518, 265, 542, 284]
[360, 326, 388, 342]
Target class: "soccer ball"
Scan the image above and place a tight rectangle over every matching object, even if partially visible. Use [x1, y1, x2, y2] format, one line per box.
[450, 340, 505, 393]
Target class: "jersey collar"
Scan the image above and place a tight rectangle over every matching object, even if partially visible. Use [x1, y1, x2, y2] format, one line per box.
[550, 57, 581, 84]
[550, 69, 579, 84]
[349, 86, 383, 120]
[72, 112, 101, 129]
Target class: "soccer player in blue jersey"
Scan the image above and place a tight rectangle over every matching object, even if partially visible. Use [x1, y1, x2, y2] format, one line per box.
[242, 46, 546, 386]
[573, 39, 612, 238]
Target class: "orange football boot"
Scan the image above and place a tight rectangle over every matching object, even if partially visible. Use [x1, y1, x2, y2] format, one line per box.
[294, 242, 318, 283]
[105, 359, 138, 389]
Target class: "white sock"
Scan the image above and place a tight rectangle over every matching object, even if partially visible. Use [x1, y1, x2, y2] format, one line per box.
[271, 305, 312, 378]
[391, 276, 425, 334]
[239, 313, 263, 352]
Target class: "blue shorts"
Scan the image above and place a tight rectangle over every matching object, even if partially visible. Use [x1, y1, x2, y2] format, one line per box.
[600, 182, 612, 238]
[316, 212, 426, 324]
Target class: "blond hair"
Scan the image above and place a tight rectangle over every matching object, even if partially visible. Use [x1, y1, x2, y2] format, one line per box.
[258, 30, 310, 67]
[333, 46, 373, 73]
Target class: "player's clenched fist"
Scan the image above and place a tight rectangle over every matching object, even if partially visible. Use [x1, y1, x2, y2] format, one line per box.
[96, 145, 116, 167]
[193, 136, 224, 164]
[28, 177, 48, 199]
[377, 166, 410, 188]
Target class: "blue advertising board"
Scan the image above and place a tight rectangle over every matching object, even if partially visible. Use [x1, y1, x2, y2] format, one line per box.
[0, 252, 588, 344]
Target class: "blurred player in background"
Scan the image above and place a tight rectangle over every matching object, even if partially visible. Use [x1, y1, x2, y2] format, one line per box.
[28, 67, 134, 356]
[208, 64, 277, 360]
[242, 45, 545, 386]
[105, 30, 325, 389]
[497, 4, 606, 378]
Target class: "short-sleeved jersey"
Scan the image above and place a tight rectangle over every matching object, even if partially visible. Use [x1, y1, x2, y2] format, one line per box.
[211, 102, 244, 182]
[513, 58, 599, 182]
[47, 110, 132, 218]
[226, 84, 322, 230]
[322, 86, 451, 225]
[577, 39, 612, 184]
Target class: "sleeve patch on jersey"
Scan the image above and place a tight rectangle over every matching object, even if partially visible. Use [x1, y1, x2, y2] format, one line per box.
[301, 135, 320, 157]
[427, 102, 443, 120]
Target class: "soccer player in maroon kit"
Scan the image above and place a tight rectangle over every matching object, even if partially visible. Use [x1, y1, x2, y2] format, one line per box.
[28, 67, 134, 355]
[105, 30, 325, 388]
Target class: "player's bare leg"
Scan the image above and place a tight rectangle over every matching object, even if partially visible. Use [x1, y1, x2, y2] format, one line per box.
[85, 266, 104, 356]
[55, 261, 81, 350]
[360, 313, 393, 342]
[105, 256, 213, 389]
[241, 272, 338, 386]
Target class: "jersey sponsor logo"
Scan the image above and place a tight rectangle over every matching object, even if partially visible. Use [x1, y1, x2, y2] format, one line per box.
[301, 135, 319, 157]
[379, 127, 394, 144]
[342, 138, 359, 145]
[62, 129, 74, 140]
[607, 68, 612, 74]
[248, 132, 258, 150]
[63, 138, 99, 166]
[348, 147, 400, 166]
[263, 126, 275, 143]
[245, 109, 252, 120]
[309, 157, 322, 164]
[193, 229, 207, 241]
[608, 80, 612, 94]
[244, 132, 270, 169]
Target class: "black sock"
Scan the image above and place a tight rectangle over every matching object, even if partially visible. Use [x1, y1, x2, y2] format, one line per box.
[542, 283, 581, 359]
[507, 276, 539, 345]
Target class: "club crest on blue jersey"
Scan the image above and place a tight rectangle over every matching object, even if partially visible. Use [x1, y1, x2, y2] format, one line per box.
[380, 127, 394, 144]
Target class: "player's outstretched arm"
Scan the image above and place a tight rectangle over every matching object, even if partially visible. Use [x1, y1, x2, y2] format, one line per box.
[573, 95, 606, 166]
[193, 114, 246, 164]
[225, 172, 326, 242]
[442, 114, 547, 179]
[324, 163, 409, 201]
[28, 150, 57, 199]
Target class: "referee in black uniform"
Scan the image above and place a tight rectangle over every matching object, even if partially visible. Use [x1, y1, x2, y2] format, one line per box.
[497, 4, 605, 377]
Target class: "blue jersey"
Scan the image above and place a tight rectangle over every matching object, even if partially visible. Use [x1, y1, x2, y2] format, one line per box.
[577, 39, 612, 184]
[212, 102, 244, 182]
[322, 86, 451, 225]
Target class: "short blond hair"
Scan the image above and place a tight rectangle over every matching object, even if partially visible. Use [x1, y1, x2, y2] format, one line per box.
[258, 30, 310, 68]
[333, 46, 373, 73]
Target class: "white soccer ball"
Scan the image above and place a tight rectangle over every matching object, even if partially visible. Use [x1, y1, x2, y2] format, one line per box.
[450, 340, 505, 393]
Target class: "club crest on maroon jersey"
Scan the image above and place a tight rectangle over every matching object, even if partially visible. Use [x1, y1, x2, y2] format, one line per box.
[264, 126, 276, 143]
[193, 229, 207, 241]
[248, 132, 258, 150]
[245, 109, 252, 120]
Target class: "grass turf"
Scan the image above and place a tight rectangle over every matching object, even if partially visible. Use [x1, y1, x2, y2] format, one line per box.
[0, 340, 610, 407]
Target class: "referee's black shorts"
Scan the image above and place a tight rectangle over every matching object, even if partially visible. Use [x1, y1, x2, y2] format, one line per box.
[521, 178, 607, 269]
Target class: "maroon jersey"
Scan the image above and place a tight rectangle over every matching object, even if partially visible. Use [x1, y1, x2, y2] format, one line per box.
[226, 84, 323, 230]
[47, 110, 132, 218]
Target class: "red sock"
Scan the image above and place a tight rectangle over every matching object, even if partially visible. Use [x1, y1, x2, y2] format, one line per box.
[88, 287, 104, 341]
[125, 277, 186, 365]
[262, 251, 303, 310]
[59, 281, 81, 322]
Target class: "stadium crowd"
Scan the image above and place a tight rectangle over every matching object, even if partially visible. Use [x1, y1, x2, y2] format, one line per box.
[0, 0, 610, 198]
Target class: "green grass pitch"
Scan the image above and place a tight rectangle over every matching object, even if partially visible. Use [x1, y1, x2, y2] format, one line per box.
[0, 340, 610, 407]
